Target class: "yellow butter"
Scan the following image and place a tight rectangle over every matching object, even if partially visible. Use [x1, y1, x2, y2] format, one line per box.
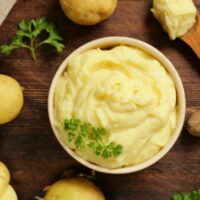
[54, 45, 177, 169]
[151, 0, 197, 40]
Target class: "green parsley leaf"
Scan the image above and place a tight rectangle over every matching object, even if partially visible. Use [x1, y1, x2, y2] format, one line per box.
[68, 131, 75, 142]
[64, 119, 80, 131]
[80, 122, 91, 133]
[171, 188, 200, 200]
[113, 144, 123, 157]
[63, 119, 123, 159]
[0, 17, 65, 61]
[91, 128, 106, 140]
[75, 135, 85, 149]
[93, 143, 104, 156]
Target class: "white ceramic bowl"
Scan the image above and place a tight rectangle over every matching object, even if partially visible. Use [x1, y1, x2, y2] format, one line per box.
[48, 37, 186, 174]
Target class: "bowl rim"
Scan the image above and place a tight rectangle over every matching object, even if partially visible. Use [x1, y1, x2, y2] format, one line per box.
[48, 36, 186, 174]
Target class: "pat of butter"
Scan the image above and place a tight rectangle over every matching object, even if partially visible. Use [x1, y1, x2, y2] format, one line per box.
[151, 0, 197, 40]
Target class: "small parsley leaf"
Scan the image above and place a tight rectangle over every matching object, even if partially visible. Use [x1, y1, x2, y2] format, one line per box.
[171, 188, 200, 200]
[113, 144, 123, 157]
[0, 17, 65, 61]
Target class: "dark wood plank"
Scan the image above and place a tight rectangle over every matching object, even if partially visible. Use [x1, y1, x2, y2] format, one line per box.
[0, 0, 200, 200]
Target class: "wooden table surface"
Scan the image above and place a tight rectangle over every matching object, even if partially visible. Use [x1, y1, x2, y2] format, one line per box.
[0, 0, 200, 199]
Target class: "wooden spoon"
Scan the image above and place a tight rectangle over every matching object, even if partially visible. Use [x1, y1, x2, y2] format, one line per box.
[180, 13, 200, 58]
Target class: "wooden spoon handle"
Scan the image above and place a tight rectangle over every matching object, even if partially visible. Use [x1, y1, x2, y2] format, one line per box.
[180, 13, 200, 59]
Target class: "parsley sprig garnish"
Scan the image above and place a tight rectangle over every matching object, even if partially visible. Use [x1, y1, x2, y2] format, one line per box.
[0, 17, 64, 60]
[64, 119, 123, 159]
[171, 188, 200, 200]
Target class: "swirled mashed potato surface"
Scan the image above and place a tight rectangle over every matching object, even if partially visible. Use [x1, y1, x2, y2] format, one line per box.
[54, 45, 177, 169]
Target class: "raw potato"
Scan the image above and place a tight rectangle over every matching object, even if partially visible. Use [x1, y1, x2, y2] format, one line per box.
[0, 179, 7, 197]
[0, 162, 10, 196]
[0, 162, 18, 200]
[0, 74, 23, 125]
[188, 110, 200, 137]
[60, 0, 117, 25]
[0, 185, 18, 200]
[44, 177, 105, 200]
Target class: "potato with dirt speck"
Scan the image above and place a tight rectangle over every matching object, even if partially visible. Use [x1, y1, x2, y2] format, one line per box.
[188, 109, 200, 137]
[60, 0, 117, 25]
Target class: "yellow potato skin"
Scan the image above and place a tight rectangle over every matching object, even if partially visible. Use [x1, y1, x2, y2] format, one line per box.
[60, 0, 117, 25]
[0, 74, 23, 125]
[44, 178, 105, 200]
[0, 162, 10, 196]
[0, 185, 18, 200]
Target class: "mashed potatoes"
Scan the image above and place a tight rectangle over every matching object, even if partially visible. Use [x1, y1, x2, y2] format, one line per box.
[151, 0, 197, 40]
[54, 45, 177, 169]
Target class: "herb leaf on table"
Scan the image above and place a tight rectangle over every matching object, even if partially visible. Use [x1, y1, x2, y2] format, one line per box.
[0, 17, 65, 61]
[171, 188, 200, 200]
